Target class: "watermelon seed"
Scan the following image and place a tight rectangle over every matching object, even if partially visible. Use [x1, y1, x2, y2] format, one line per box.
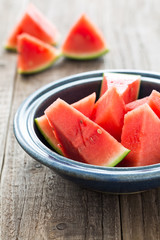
[80, 119, 83, 124]
[97, 129, 102, 134]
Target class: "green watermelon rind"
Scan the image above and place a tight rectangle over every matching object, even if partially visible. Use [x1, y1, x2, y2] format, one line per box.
[106, 148, 130, 167]
[35, 118, 63, 155]
[17, 52, 62, 75]
[62, 48, 109, 60]
[5, 45, 17, 52]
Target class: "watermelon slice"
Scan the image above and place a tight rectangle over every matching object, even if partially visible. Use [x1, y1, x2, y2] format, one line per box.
[35, 93, 96, 153]
[125, 96, 149, 112]
[100, 73, 141, 103]
[17, 33, 61, 74]
[35, 115, 63, 155]
[147, 90, 160, 118]
[121, 104, 160, 167]
[125, 90, 160, 118]
[91, 87, 126, 142]
[72, 92, 96, 118]
[5, 3, 59, 51]
[45, 98, 130, 166]
[62, 14, 108, 60]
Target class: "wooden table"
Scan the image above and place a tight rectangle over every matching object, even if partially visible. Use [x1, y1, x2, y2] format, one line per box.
[0, 0, 160, 239]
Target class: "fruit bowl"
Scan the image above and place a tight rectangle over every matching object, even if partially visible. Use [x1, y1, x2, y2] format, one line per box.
[14, 69, 160, 194]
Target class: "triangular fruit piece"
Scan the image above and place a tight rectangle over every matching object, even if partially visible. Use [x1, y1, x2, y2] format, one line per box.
[91, 87, 126, 142]
[45, 98, 130, 166]
[125, 90, 160, 117]
[35, 93, 96, 153]
[62, 14, 108, 60]
[17, 33, 61, 74]
[125, 96, 149, 112]
[147, 90, 160, 118]
[100, 73, 141, 103]
[72, 92, 96, 118]
[121, 104, 160, 167]
[35, 115, 64, 155]
[5, 3, 59, 51]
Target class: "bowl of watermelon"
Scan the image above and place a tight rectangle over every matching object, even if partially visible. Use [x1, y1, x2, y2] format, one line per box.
[14, 69, 160, 194]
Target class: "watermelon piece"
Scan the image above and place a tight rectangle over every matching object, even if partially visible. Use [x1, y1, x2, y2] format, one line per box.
[125, 90, 160, 118]
[125, 96, 149, 112]
[72, 92, 96, 118]
[5, 3, 59, 51]
[62, 14, 108, 60]
[91, 87, 126, 142]
[121, 104, 160, 167]
[45, 98, 130, 166]
[147, 90, 160, 119]
[35, 93, 96, 153]
[100, 73, 141, 103]
[17, 33, 61, 74]
[35, 115, 63, 155]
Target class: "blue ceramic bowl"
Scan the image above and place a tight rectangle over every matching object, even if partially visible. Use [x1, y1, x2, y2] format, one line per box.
[14, 70, 160, 194]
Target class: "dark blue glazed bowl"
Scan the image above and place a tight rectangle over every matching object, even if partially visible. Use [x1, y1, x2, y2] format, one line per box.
[14, 70, 160, 194]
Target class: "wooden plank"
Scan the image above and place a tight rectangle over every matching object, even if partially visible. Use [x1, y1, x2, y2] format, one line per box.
[0, 0, 29, 238]
[141, 189, 160, 240]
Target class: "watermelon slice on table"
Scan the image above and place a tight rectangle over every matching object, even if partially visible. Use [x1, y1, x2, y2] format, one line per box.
[100, 73, 141, 103]
[91, 87, 126, 142]
[45, 98, 130, 166]
[17, 33, 61, 74]
[62, 14, 109, 60]
[121, 104, 160, 167]
[5, 3, 59, 51]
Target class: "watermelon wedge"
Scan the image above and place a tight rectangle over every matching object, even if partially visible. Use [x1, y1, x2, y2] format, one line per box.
[35, 115, 63, 155]
[45, 98, 130, 166]
[125, 90, 160, 118]
[125, 96, 149, 112]
[121, 104, 160, 167]
[100, 73, 141, 103]
[17, 33, 61, 74]
[62, 14, 108, 60]
[72, 92, 96, 118]
[91, 87, 126, 142]
[35, 93, 96, 153]
[147, 90, 160, 119]
[5, 3, 59, 51]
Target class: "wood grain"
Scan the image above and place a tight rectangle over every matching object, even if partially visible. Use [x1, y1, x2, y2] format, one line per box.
[0, 0, 160, 239]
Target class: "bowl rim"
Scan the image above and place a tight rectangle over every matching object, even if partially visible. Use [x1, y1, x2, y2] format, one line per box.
[13, 69, 160, 183]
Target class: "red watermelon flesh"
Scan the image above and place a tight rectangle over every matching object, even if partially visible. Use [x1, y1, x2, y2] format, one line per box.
[121, 104, 160, 167]
[125, 96, 149, 112]
[17, 33, 61, 74]
[35, 115, 63, 155]
[5, 3, 59, 51]
[35, 93, 96, 154]
[91, 87, 126, 142]
[101, 73, 141, 104]
[62, 14, 108, 60]
[45, 98, 130, 166]
[72, 92, 96, 118]
[125, 90, 160, 118]
[147, 90, 160, 118]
